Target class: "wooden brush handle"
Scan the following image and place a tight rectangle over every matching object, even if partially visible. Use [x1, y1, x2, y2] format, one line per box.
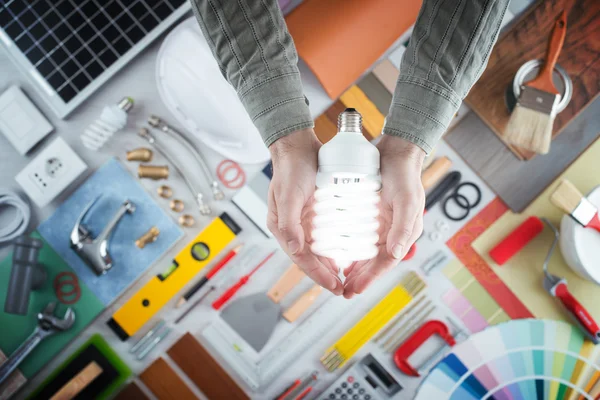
[283, 284, 323, 322]
[422, 156, 452, 190]
[267, 264, 306, 304]
[529, 11, 567, 94]
[50, 362, 102, 400]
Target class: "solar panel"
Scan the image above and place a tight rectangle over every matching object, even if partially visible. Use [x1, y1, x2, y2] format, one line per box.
[0, 0, 189, 118]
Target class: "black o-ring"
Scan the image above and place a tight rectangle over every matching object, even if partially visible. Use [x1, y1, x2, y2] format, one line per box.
[443, 193, 471, 221]
[454, 182, 482, 209]
[453, 193, 471, 209]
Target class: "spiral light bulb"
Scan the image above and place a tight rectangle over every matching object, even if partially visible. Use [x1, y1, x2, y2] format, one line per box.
[81, 97, 133, 151]
[311, 108, 381, 269]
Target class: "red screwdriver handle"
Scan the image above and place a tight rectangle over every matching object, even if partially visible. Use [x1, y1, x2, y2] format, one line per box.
[555, 283, 600, 344]
[206, 250, 238, 279]
[212, 276, 249, 310]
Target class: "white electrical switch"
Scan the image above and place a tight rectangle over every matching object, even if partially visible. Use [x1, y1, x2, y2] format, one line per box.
[15, 137, 87, 207]
[0, 86, 53, 154]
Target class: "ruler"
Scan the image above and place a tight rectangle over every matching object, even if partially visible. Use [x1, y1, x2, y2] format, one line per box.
[202, 295, 356, 390]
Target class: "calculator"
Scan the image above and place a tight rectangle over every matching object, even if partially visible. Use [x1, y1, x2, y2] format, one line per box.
[320, 354, 402, 399]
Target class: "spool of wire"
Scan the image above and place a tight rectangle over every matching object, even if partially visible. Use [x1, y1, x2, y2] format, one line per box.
[0, 190, 31, 244]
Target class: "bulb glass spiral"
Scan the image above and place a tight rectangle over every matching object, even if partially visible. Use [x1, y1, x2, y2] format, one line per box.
[81, 97, 133, 151]
[311, 108, 381, 270]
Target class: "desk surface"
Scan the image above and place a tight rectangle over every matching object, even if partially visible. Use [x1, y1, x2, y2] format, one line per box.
[0, 2, 534, 399]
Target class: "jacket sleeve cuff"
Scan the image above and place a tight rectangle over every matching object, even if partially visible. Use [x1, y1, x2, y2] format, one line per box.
[383, 76, 462, 154]
[238, 67, 314, 148]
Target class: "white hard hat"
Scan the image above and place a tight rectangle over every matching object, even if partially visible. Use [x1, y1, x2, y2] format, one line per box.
[156, 17, 270, 164]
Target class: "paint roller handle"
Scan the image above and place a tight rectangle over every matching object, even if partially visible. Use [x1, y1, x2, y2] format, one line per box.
[555, 282, 600, 344]
[211, 277, 249, 310]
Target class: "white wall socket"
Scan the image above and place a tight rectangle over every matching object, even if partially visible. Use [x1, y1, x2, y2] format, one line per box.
[15, 137, 87, 207]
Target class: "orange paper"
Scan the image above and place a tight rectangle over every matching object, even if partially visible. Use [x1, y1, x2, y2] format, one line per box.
[286, 0, 422, 99]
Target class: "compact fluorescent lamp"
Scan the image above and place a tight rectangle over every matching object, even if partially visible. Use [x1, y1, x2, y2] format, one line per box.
[311, 108, 382, 269]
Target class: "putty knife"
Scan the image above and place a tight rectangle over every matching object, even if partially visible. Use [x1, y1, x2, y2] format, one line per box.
[221, 264, 308, 351]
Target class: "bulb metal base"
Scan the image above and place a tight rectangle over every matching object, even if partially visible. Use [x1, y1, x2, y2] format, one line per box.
[338, 108, 363, 133]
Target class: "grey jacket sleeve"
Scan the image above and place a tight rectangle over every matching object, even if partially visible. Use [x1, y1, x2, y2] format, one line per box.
[189, 0, 313, 147]
[191, 0, 509, 152]
[384, 0, 510, 153]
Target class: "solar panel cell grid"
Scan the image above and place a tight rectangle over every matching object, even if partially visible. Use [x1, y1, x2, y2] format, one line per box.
[0, 0, 187, 108]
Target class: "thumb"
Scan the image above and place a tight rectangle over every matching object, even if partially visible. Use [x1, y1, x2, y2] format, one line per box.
[276, 191, 306, 255]
[386, 196, 418, 260]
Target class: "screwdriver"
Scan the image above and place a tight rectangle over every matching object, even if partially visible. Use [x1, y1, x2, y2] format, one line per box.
[212, 250, 276, 310]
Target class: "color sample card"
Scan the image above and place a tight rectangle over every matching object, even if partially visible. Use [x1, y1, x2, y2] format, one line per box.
[38, 158, 183, 305]
[446, 197, 532, 320]
[471, 139, 600, 323]
[416, 320, 600, 400]
[0, 232, 104, 378]
[442, 259, 510, 331]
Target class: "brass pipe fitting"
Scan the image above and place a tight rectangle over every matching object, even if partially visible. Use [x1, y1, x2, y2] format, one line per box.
[138, 165, 169, 180]
[126, 148, 153, 162]
[178, 215, 195, 227]
[157, 185, 173, 199]
[136, 227, 160, 249]
[170, 199, 184, 212]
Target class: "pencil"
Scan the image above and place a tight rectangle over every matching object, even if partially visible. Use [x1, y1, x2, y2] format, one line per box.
[176, 244, 243, 308]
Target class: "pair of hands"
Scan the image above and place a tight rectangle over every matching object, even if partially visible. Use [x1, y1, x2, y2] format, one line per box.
[267, 128, 425, 298]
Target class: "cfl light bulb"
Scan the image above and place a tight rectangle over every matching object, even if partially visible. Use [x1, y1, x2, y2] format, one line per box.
[81, 97, 134, 151]
[311, 108, 381, 269]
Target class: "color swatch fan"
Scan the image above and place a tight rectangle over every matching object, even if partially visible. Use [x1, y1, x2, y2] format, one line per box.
[416, 319, 600, 400]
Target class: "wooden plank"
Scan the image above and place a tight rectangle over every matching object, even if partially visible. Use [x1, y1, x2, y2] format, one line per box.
[0, 349, 26, 400]
[49, 362, 102, 400]
[357, 73, 393, 115]
[314, 114, 337, 144]
[113, 382, 150, 400]
[140, 358, 198, 400]
[168, 333, 249, 400]
[340, 86, 385, 139]
[445, 97, 600, 212]
[466, 0, 600, 160]
[372, 59, 399, 93]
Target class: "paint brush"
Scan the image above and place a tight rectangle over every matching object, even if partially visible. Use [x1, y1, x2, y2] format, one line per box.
[503, 11, 567, 154]
[550, 179, 600, 233]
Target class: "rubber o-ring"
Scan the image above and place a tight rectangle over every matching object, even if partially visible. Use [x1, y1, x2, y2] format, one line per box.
[443, 193, 471, 221]
[453, 182, 482, 209]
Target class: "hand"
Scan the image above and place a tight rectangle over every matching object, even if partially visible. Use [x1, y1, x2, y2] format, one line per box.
[342, 136, 425, 298]
[267, 129, 344, 295]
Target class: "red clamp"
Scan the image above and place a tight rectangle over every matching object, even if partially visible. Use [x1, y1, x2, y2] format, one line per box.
[393, 320, 456, 377]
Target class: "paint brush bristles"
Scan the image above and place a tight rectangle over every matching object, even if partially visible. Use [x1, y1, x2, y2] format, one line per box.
[550, 179, 583, 215]
[504, 89, 557, 154]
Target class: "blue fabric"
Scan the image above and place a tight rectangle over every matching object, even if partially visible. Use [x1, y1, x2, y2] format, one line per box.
[38, 158, 183, 305]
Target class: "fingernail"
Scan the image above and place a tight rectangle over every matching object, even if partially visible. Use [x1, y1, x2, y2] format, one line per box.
[392, 244, 403, 259]
[331, 279, 341, 293]
[287, 240, 300, 255]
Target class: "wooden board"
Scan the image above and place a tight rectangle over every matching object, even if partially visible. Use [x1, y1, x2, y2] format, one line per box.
[167, 333, 249, 400]
[465, 0, 600, 160]
[139, 358, 198, 400]
[0, 349, 26, 400]
[113, 382, 149, 400]
[445, 97, 600, 212]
